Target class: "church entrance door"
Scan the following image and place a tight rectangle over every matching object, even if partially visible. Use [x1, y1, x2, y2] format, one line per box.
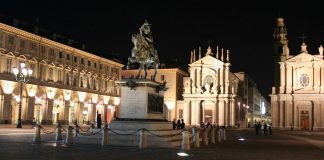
[300, 111, 309, 130]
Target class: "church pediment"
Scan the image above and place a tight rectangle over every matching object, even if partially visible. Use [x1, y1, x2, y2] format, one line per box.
[190, 55, 223, 66]
[286, 53, 323, 62]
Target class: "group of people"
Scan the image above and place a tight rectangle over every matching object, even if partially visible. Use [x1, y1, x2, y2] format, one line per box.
[172, 119, 185, 129]
[254, 122, 272, 135]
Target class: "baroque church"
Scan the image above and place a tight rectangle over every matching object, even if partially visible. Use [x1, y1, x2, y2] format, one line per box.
[271, 18, 324, 130]
[177, 46, 241, 127]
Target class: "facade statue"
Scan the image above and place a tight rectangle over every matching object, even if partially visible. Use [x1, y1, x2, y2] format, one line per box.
[127, 21, 159, 80]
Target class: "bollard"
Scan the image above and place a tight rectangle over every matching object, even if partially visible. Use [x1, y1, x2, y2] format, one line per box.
[210, 128, 215, 144]
[65, 126, 74, 145]
[101, 124, 109, 147]
[217, 128, 222, 143]
[33, 124, 41, 143]
[74, 124, 79, 140]
[56, 124, 63, 141]
[181, 130, 190, 150]
[194, 128, 200, 148]
[203, 128, 209, 146]
[223, 128, 226, 141]
[139, 129, 147, 149]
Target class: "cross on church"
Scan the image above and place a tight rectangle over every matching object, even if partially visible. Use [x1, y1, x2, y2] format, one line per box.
[300, 34, 307, 43]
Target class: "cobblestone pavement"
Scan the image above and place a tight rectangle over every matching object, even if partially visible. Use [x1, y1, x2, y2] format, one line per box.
[1, 125, 324, 160]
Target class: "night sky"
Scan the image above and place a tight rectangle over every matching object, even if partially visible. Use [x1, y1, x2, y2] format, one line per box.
[1, 0, 324, 98]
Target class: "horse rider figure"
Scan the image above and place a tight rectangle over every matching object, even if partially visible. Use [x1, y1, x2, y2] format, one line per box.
[127, 20, 159, 80]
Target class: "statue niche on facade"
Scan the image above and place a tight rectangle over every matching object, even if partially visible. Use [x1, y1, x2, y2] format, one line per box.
[127, 20, 160, 80]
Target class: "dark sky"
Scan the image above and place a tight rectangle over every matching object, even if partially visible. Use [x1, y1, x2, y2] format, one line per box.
[1, 0, 324, 98]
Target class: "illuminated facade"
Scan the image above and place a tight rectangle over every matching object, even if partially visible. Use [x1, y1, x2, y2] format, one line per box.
[0, 22, 123, 125]
[270, 18, 324, 130]
[121, 68, 188, 121]
[178, 46, 241, 127]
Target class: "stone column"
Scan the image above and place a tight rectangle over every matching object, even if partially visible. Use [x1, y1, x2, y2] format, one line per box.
[321, 102, 324, 128]
[292, 66, 297, 92]
[271, 100, 278, 128]
[190, 68, 196, 93]
[197, 67, 201, 89]
[213, 101, 218, 125]
[314, 66, 321, 92]
[218, 100, 224, 126]
[195, 101, 201, 125]
[285, 101, 292, 129]
[314, 102, 320, 130]
[61, 101, 70, 125]
[183, 101, 190, 125]
[321, 67, 324, 93]
[286, 65, 292, 93]
[294, 104, 298, 129]
[224, 100, 229, 127]
[230, 100, 235, 127]
[279, 63, 285, 93]
[43, 99, 53, 124]
[88, 103, 96, 123]
[279, 101, 284, 128]
[25, 97, 35, 124]
[224, 64, 230, 94]
[219, 68, 224, 94]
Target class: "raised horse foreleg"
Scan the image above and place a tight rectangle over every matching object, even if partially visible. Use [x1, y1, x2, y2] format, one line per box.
[152, 63, 158, 81]
[143, 65, 148, 79]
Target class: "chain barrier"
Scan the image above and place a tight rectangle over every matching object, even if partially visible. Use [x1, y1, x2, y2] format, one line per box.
[77, 128, 103, 136]
[108, 128, 143, 136]
[78, 126, 91, 133]
[39, 125, 58, 134]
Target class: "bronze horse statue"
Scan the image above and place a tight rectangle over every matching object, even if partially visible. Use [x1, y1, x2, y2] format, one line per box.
[127, 21, 159, 80]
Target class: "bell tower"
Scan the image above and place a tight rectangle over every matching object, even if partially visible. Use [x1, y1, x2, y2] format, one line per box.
[273, 17, 289, 89]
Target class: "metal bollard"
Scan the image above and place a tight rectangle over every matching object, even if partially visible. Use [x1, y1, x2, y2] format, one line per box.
[210, 128, 215, 144]
[33, 124, 41, 143]
[223, 128, 226, 141]
[181, 130, 190, 150]
[203, 128, 209, 146]
[101, 124, 109, 147]
[194, 128, 200, 148]
[65, 126, 74, 145]
[56, 124, 63, 141]
[139, 129, 147, 149]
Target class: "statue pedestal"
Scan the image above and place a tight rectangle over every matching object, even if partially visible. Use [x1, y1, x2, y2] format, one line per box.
[116, 79, 165, 120]
[109, 79, 178, 147]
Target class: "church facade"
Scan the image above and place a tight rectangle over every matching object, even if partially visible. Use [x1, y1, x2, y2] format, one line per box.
[270, 18, 324, 130]
[177, 46, 241, 127]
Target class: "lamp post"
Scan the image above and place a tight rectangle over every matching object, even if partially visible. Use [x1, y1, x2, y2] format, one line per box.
[237, 102, 241, 126]
[12, 62, 33, 128]
[246, 105, 249, 127]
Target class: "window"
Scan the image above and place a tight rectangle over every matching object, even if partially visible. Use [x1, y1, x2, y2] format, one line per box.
[73, 74, 77, 86]
[6, 59, 12, 73]
[66, 73, 70, 85]
[74, 56, 77, 63]
[66, 54, 70, 60]
[58, 70, 62, 83]
[49, 49, 55, 57]
[59, 52, 63, 58]
[30, 64, 35, 76]
[93, 79, 96, 90]
[99, 64, 102, 70]
[8, 35, 14, 45]
[87, 60, 91, 66]
[41, 46, 46, 54]
[48, 68, 53, 81]
[94, 63, 96, 68]
[39, 65, 45, 81]
[20, 39, 25, 49]
[161, 75, 165, 81]
[81, 58, 84, 64]
[30, 43, 36, 50]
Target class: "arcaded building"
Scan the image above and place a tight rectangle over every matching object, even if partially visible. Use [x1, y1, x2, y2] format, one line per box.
[270, 18, 324, 130]
[0, 22, 123, 125]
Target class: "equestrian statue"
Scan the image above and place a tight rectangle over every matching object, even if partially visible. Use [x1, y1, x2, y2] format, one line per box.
[127, 20, 160, 80]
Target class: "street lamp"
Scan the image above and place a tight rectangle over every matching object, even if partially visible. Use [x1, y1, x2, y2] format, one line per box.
[12, 62, 33, 128]
[237, 102, 241, 126]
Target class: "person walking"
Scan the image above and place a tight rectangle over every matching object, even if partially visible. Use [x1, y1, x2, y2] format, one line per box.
[181, 119, 185, 129]
[97, 114, 102, 129]
[263, 123, 267, 135]
[269, 123, 273, 135]
[176, 119, 181, 129]
[172, 119, 177, 129]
